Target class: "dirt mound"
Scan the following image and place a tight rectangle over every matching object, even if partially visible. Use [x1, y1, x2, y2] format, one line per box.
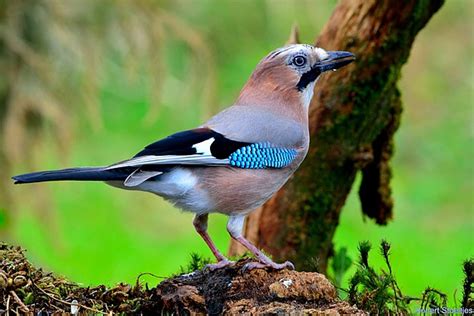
[0, 244, 365, 314]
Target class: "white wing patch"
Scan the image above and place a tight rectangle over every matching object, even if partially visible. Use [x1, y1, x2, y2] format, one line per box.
[192, 137, 215, 155]
[107, 137, 225, 171]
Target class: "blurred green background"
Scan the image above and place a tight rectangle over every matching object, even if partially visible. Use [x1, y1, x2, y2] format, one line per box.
[2, 0, 472, 304]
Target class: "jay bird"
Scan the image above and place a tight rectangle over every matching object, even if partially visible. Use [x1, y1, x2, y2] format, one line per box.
[12, 44, 355, 270]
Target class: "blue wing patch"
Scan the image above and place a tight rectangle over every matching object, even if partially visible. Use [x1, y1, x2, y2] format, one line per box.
[228, 143, 297, 169]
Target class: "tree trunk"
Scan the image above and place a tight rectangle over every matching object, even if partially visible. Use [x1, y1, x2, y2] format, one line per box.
[229, 0, 444, 272]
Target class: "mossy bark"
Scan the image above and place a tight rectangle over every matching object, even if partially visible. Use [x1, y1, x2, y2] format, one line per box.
[229, 0, 444, 272]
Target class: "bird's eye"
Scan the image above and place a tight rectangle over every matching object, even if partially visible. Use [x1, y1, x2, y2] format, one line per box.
[293, 55, 307, 67]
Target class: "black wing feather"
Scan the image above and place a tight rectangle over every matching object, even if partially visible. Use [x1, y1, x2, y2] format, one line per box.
[134, 127, 249, 159]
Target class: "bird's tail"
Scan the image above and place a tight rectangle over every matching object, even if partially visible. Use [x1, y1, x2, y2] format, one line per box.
[12, 167, 127, 184]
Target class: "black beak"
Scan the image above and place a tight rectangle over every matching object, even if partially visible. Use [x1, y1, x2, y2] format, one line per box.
[296, 50, 355, 91]
[316, 51, 355, 72]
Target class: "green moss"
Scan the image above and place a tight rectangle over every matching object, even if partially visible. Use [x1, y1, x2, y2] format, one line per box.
[178, 253, 212, 274]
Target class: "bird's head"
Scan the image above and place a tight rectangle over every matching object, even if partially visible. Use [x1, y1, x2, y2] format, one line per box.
[237, 44, 355, 118]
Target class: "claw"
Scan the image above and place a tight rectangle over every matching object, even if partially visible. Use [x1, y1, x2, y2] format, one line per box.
[205, 259, 235, 271]
[242, 260, 295, 272]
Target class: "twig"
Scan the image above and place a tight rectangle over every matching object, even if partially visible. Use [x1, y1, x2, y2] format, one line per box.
[453, 289, 458, 309]
[403, 296, 421, 303]
[136, 272, 167, 284]
[6, 294, 10, 316]
[9, 290, 29, 313]
[32, 282, 104, 314]
[50, 302, 66, 313]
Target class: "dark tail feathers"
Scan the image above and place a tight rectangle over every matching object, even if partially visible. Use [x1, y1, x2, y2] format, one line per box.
[12, 167, 127, 184]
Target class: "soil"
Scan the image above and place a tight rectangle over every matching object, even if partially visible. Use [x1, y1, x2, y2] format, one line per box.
[0, 244, 366, 315]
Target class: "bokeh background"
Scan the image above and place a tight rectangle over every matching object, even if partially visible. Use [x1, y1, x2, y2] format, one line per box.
[1, 0, 472, 303]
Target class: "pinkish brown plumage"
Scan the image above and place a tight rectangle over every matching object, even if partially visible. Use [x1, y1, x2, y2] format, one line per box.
[13, 44, 355, 270]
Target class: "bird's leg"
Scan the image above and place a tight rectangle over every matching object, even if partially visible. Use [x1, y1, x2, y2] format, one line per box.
[227, 214, 295, 271]
[193, 214, 234, 270]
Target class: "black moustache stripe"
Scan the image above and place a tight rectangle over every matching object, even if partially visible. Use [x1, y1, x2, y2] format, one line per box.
[296, 67, 321, 91]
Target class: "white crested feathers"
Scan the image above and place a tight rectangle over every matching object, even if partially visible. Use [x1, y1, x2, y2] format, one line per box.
[314, 47, 329, 61]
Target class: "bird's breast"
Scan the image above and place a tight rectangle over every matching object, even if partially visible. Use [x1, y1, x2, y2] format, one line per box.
[193, 147, 307, 215]
[192, 167, 293, 215]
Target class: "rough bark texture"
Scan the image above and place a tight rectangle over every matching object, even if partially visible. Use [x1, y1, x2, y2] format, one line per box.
[229, 0, 444, 272]
[155, 261, 365, 315]
[0, 245, 366, 315]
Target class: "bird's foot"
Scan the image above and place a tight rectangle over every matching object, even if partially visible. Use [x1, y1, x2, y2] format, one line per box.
[243, 260, 295, 272]
[205, 259, 235, 271]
